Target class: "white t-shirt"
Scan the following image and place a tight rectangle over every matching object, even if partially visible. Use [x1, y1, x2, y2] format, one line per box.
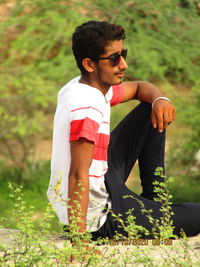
[47, 76, 124, 231]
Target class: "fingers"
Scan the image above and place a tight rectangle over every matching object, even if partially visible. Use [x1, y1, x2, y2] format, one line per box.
[157, 110, 165, 132]
[152, 101, 176, 132]
[151, 109, 165, 132]
[163, 111, 170, 130]
[151, 112, 157, 129]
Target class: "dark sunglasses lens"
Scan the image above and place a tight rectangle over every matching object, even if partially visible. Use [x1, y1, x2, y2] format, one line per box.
[122, 49, 127, 59]
[113, 54, 121, 66]
[113, 49, 127, 66]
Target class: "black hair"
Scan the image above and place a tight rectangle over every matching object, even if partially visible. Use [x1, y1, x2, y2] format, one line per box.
[72, 20, 126, 75]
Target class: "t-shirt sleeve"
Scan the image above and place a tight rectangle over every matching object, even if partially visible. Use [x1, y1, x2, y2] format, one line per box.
[69, 106, 103, 144]
[109, 83, 124, 106]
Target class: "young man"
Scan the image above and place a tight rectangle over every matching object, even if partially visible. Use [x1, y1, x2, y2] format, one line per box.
[47, 21, 200, 240]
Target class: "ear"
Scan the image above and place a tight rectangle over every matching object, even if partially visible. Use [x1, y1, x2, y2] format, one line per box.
[82, 58, 96, 73]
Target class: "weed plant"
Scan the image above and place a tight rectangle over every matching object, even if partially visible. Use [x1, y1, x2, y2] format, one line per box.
[0, 170, 200, 266]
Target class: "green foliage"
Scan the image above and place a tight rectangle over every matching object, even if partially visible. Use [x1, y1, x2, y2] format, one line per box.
[0, 0, 200, 169]
[0, 160, 54, 229]
[181, 84, 200, 170]
[89, 0, 200, 84]
[0, 0, 200, 198]
[0, 72, 54, 169]
[0, 184, 72, 266]
[166, 84, 200, 183]
[122, 168, 177, 240]
[89, 0, 200, 175]
[153, 168, 176, 239]
[1, 179, 200, 266]
[0, 0, 88, 168]
[169, 174, 200, 203]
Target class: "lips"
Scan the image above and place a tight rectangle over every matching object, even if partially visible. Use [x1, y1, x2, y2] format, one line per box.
[116, 72, 125, 78]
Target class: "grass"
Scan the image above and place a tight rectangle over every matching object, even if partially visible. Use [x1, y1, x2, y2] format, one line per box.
[0, 160, 62, 232]
[128, 166, 200, 204]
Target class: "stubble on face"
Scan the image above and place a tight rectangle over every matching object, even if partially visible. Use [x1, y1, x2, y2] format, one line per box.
[82, 40, 128, 96]
[95, 40, 128, 88]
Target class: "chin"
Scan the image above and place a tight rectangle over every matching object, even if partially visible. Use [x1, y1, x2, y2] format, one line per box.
[111, 82, 122, 86]
[111, 77, 123, 85]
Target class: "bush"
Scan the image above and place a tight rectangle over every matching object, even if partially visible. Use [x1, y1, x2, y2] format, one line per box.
[89, 0, 200, 178]
[1, 0, 200, 192]
[89, 0, 200, 84]
[0, 0, 88, 168]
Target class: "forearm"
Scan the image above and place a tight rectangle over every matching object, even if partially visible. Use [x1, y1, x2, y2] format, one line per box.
[122, 81, 176, 132]
[68, 174, 89, 233]
[122, 81, 163, 103]
[135, 81, 163, 103]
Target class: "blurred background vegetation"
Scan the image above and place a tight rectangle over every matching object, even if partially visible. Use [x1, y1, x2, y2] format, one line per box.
[0, 0, 199, 231]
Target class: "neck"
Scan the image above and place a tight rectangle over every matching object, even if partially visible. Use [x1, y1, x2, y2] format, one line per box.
[80, 75, 110, 96]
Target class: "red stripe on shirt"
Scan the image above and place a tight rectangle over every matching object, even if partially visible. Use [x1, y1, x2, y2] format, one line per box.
[93, 133, 110, 161]
[110, 84, 124, 106]
[71, 106, 103, 117]
[69, 118, 99, 142]
[89, 169, 108, 178]
[89, 174, 103, 178]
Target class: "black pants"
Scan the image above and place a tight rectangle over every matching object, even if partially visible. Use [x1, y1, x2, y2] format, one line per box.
[91, 102, 200, 240]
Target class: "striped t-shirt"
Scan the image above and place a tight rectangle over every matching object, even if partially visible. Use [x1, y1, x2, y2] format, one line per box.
[47, 76, 124, 231]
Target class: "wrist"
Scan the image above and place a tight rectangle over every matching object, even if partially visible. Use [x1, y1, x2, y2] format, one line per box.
[152, 96, 171, 109]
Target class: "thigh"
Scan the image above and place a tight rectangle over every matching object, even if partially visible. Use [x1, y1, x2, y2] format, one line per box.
[111, 185, 200, 238]
[106, 101, 166, 200]
[106, 102, 153, 185]
[92, 181, 200, 239]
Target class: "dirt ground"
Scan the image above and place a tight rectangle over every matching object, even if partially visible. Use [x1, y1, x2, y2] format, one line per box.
[0, 228, 200, 266]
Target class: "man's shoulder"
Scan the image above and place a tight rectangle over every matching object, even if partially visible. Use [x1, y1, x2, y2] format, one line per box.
[58, 76, 80, 98]
[58, 77, 105, 107]
[59, 76, 102, 95]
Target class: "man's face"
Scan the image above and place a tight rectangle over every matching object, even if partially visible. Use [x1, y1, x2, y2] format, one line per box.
[94, 40, 128, 87]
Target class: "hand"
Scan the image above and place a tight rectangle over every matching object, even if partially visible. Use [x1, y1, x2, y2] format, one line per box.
[151, 100, 176, 132]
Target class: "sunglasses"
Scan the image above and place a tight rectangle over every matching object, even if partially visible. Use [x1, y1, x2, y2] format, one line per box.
[98, 49, 128, 66]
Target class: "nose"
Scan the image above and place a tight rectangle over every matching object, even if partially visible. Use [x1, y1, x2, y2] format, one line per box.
[118, 56, 128, 70]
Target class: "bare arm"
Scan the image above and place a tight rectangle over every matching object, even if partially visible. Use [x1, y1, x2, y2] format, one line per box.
[122, 81, 162, 103]
[68, 138, 94, 233]
[121, 81, 176, 132]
